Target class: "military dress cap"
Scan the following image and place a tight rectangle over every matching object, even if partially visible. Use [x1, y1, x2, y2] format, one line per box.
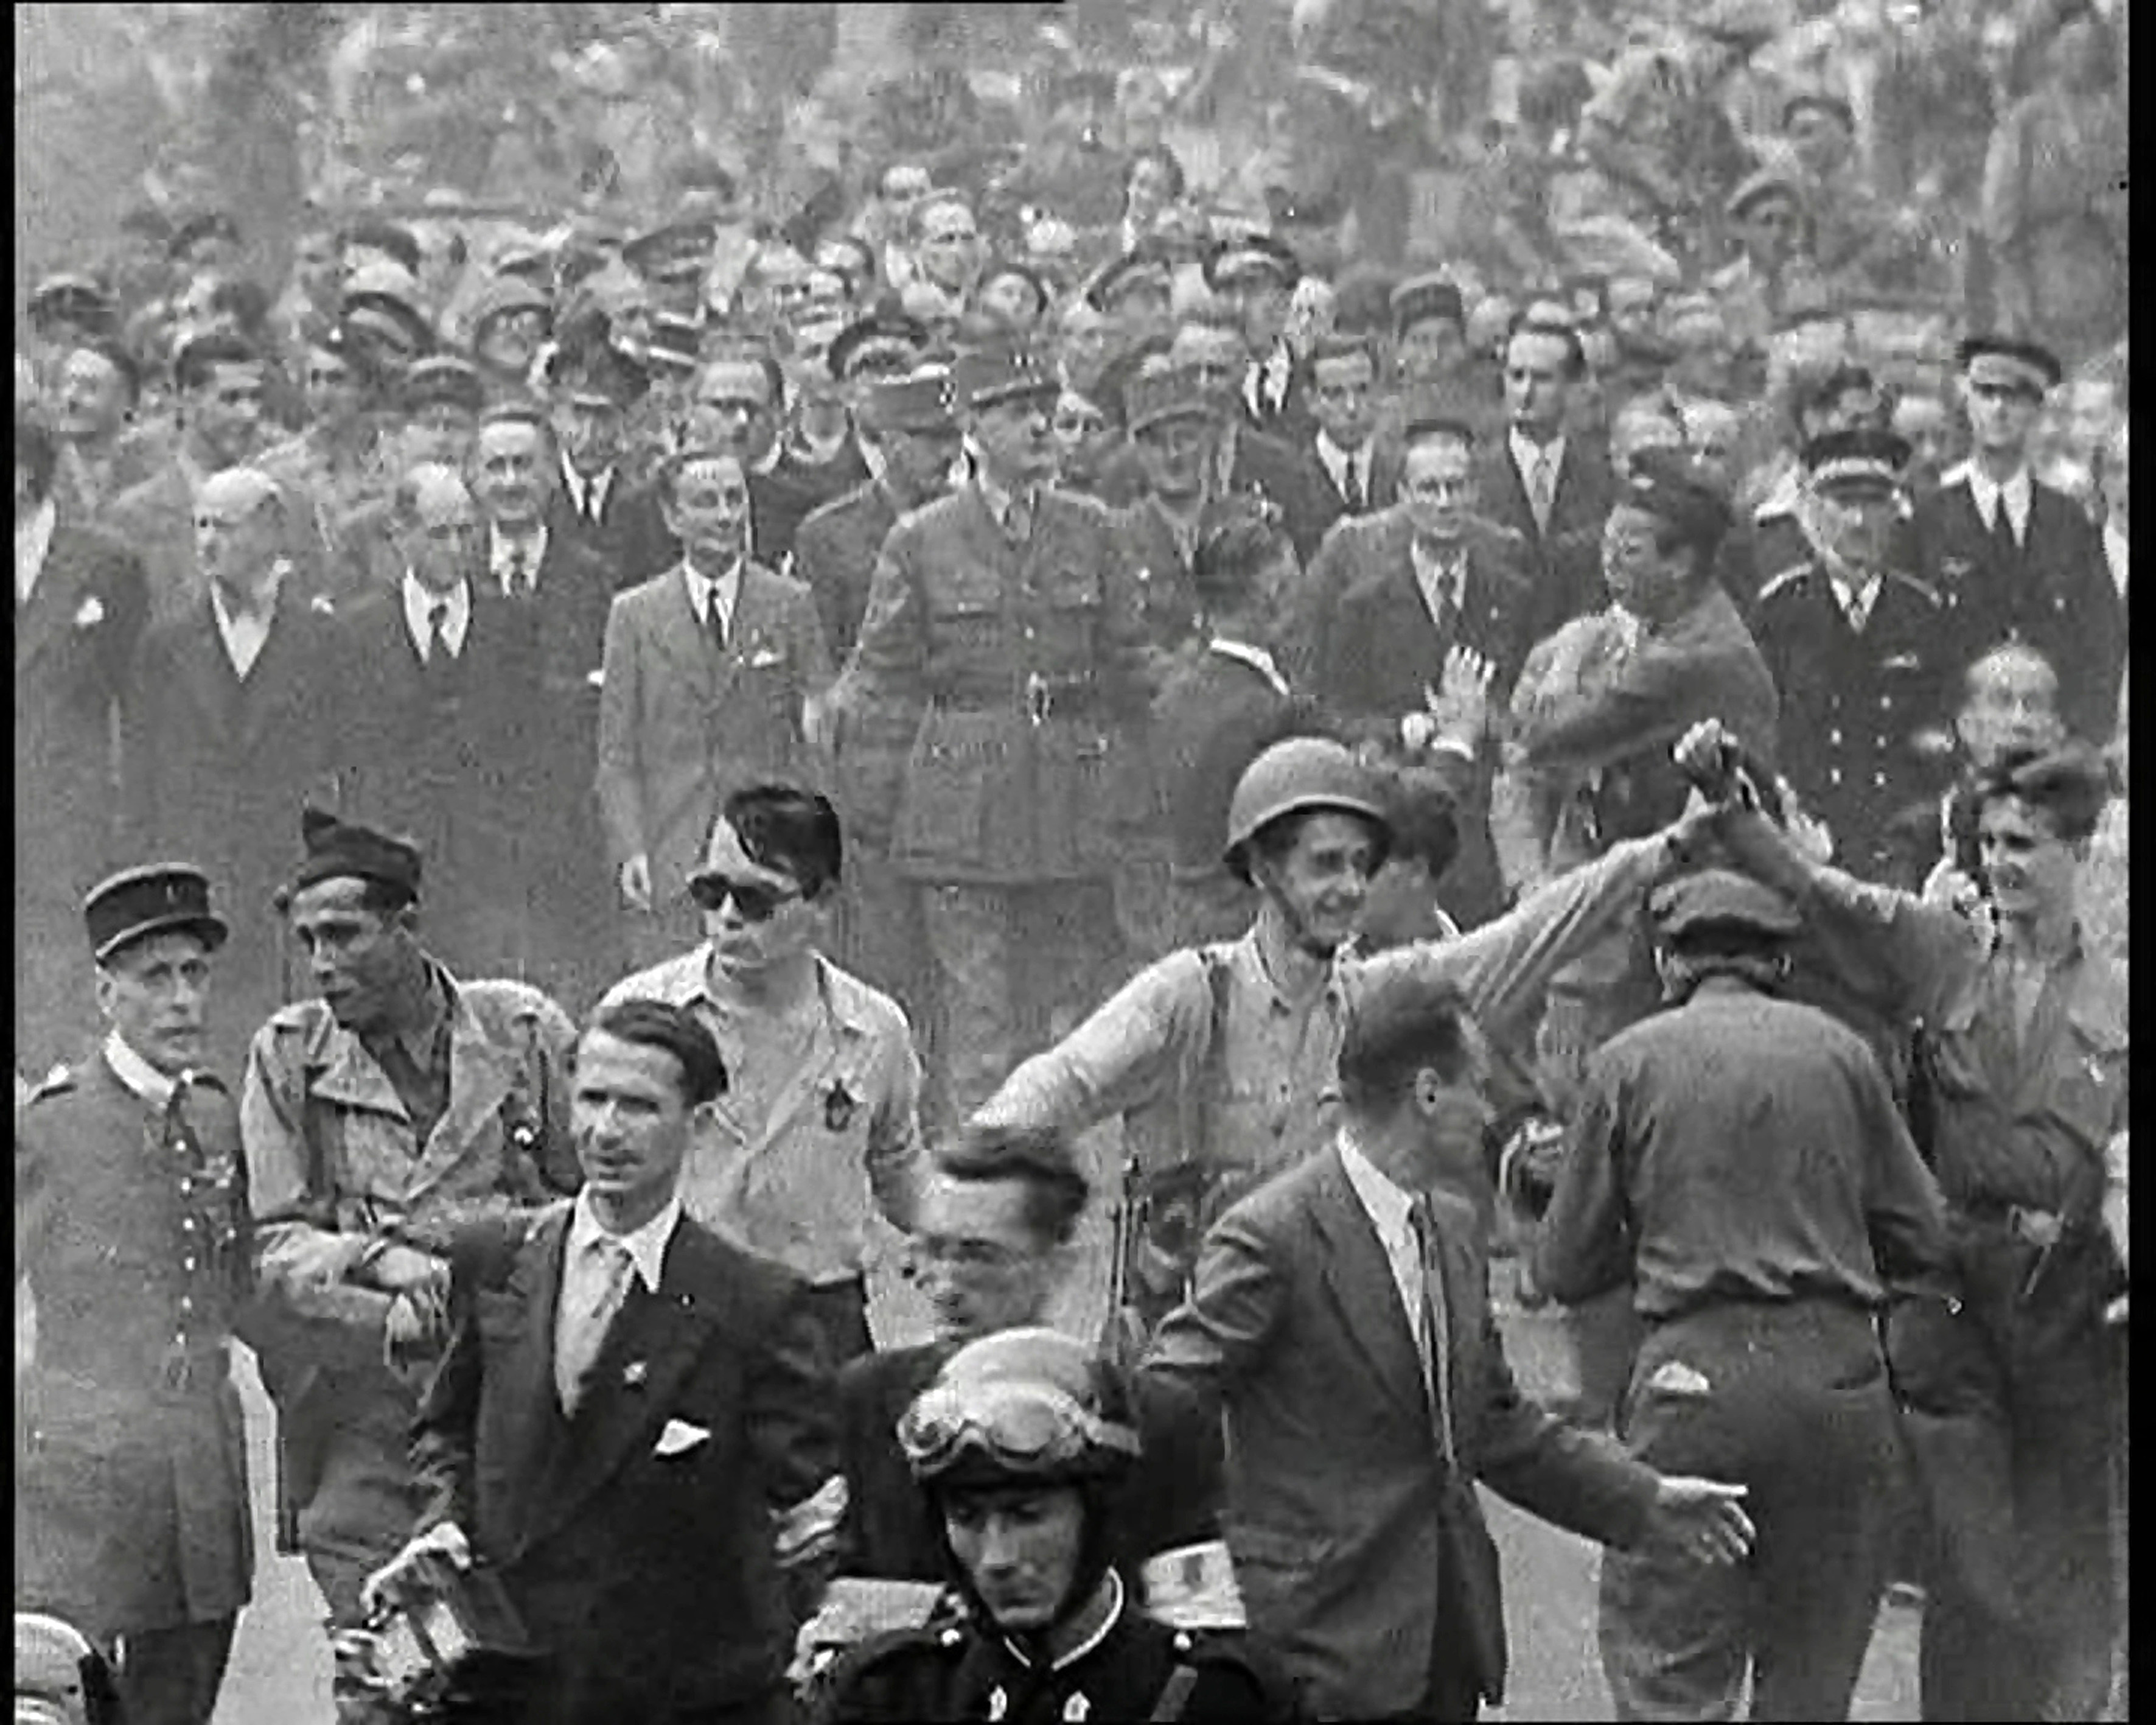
[29, 272, 116, 328]
[467, 275, 554, 340]
[400, 354, 486, 415]
[1125, 365, 1216, 436]
[1201, 232, 1302, 293]
[623, 217, 717, 282]
[85, 862, 229, 964]
[1086, 248, 1173, 313]
[862, 368, 958, 435]
[1726, 167, 1805, 221]
[951, 346, 1059, 413]
[1390, 274, 1465, 335]
[290, 806, 422, 900]
[1803, 427, 1911, 493]
[823, 308, 922, 379]
[1622, 447, 1735, 546]
[1955, 333, 2062, 396]
[1648, 868, 1803, 943]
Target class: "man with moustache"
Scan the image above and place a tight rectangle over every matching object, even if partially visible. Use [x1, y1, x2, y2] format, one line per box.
[17, 866, 255, 1725]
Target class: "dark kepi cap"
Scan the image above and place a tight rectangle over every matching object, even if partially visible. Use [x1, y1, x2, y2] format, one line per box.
[1803, 427, 1911, 495]
[829, 312, 931, 382]
[85, 863, 229, 964]
[951, 346, 1058, 413]
[29, 273, 116, 330]
[1622, 447, 1734, 551]
[862, 368, 957, 435]
[1955, 334, 2062, 397]
[400, 354, 486, 416]
[1390, 274, 1465, 336]
[289, 807, 422, 901]
[1201, 233, 1302, 293]
[1649, 868, 1802, 944]
[1125, 365, 1216, 436]
[1086, 250, 1173, 313]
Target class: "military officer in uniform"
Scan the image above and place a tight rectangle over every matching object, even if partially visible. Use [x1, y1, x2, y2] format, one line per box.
[830, 347, 1159, 1119]
[237, 811, 579, 1706]
[814, 1327, 1302, 1724]
[16, 864, 254, 1725]
[1750, 429, 1959, 883]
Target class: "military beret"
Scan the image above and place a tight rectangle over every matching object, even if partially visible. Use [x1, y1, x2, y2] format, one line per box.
[623, 218, 717, 282]
[288, 807, 422, 901]
[85, 862, 229, 965]
[1086, 250, 1174, 313]
[467, 275, 554, 340]
[951, 346, 1058, 413]
[1126, 364, 1216, 436]
[1201, 233, 1302, 293]
[400, 354, 486, 416]
[1956, 334, 2061, 397]
[29, 273, 116, 331]
[1390, 275, 1465, 335]
[1648, 869, 1802, 943]
[1803, 427, 1911, 493]
[862, 368, 958, 436]
[1621, 447, 1734, 548]
[1726, 169, 1805, 221]
[340, 218, 424, 276]
[829, 312, 932, 382]
[1783, 91, 1857, 133]
[169, 209, 241, 261]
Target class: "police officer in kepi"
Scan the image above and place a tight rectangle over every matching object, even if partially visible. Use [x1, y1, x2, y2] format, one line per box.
[815, 1328, 1303, 1724]
[16, 864, 257, 1725]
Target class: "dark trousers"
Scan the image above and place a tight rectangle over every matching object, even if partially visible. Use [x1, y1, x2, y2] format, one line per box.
[117, 1614, 238, 1725]
[1600, 1298, 1900, 1722]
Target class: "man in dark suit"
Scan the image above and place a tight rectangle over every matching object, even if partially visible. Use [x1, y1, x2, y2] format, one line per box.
[1141, 965, 1755, 1723]
[685, 346, 820, 570]
[1476, 313, 1616, 637]
[545, 343, 677, 591]
[471, 402, 623, 1005]
[598, 448, 834, 971]
[324, 464, 541, 982]
[374, 998, 840, 1725]
[1912, 335, 2122, 742]
[15, 411, 151, 1075]
[1297, 335, 1404, 549]
[1293, 412, 1537, 927]
[120, 466, 342, 1068]
[1202, 235, 1311, 444]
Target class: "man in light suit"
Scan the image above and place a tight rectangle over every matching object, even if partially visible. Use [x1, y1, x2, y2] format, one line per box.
[1142, 966, 1756, 1723]
[598, 447, 835, 971]
[371, 998, 840, 1725]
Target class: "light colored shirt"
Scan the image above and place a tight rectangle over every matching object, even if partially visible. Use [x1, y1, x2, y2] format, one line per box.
[561, 458, 613, 522]
[103, 1031, 178, 1111]
[489, 523, 549, 596]
[1509, 429, 1566, 530]
[2103, 523, 2127, 600]
[1408, 534, 1468, 634]
[598, 948, 924, 1284]
[15, 497, 56, 606]
[1208, 637, 1289, 698]
[1954, 461, 2034, 545]
[1336, 1128, 1426, 1348]
[209, 571, 282, 679]
[1827, 569, 1883, 633]
[402, 572, 472, 660]
[682, 557, 743, 639]
[1244, 348, 1294, 421]
[561, 1186, 682, 1298]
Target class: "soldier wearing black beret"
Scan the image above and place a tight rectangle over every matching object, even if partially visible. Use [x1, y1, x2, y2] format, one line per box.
[18, 864, 254, 1725]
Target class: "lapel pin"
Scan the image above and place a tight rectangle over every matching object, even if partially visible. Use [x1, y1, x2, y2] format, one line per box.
[825, 1079, 857, 1133]
[986, 1687, 1008, 1722]
[1064, 1695, 1092, 1721]
[623, 1360, 649, 1388]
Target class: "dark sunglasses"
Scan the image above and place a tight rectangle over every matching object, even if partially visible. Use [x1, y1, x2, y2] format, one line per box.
[687, 873, 801, 920]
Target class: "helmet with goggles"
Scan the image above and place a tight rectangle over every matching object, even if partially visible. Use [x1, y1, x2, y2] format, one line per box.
[898, 1328, 1141, 1492]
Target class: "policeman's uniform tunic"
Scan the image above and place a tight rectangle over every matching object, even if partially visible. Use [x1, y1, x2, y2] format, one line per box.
[819, 1601, 1301, 1724]
[16, 1052, 254, 1715]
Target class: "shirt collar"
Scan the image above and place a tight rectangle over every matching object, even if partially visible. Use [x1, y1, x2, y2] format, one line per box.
[1410, 533, 1468, 580]
[1316, 429, 1368, 473]
[490, 520, 548, 576]
[15, 497, 57, 600]
[209, 562, 286, 625]
[565, 1188, 683, 1294]
[1000, 1571, 1126, 1673]
[682, 556, 743, 624]
[1509, 427, 1566, 468]
[973, 468, 1034, 529]
[103, 1030, 180, 1111]
[1207, 636, 1290, 695]
[1962, 463, 2033, 539]
[1337, 1125, 1417, 1236]
[402, 572, 472, 648]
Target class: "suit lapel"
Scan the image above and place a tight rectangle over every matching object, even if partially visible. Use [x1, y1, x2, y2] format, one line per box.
[1309, 1146, 1432, 1427]
[654, 563, 715, 688]
[500, 1208, 573, 1552]
[170, 603, 245, 743]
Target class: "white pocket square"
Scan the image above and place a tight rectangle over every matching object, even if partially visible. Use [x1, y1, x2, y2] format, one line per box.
[747, 646, 784, 668]
[655, 1418, 711, 1455]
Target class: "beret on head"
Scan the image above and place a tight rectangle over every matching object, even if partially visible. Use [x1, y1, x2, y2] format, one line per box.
[289, 807, 422, 901]
[1648, 868, 1802, 944]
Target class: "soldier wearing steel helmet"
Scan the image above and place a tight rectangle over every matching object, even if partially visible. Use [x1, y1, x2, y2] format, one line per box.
[975, 732, 1723, 1338]
[814, 1328, 1302, 1725]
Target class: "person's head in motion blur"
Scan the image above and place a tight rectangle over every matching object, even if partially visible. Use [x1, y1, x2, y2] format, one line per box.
[910, 1125, 1089, 1347]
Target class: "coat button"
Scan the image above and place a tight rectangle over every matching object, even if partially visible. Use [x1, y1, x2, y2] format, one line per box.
[183, 1255, 197, 1271]
[180, 1298, 194, 1314]
[1874, 771, 1888, 787]
[1829, 768, 1844, 785]
[1829, 729, 1843, 745]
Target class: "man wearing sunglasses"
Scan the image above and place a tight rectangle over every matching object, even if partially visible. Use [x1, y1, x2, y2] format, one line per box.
[601, 784, 923, 1375]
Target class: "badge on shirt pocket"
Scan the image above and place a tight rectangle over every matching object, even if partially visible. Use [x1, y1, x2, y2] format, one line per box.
[824, 1079, 857, 1133]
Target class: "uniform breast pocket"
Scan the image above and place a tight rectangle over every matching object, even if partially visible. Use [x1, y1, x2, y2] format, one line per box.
[928, 574, 1003, 654]
[2044, 1026, 2127, 1145]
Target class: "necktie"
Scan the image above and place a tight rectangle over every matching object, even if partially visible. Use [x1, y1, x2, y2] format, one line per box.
[1003, 492, 1034, 545]
[556, 1235, 636, 1413]
[705, 587, 728, 653]
[1347, 454, 1367, 514]
[1529, 449, 1557, 534]
[506, 544, 532, 595]
[426, 599, 452, 663]
[1407, 1195, 1457, 1467]
[1989, 499, 2018, 565]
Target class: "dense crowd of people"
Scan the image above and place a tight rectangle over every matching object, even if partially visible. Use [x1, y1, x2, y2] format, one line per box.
[13, 1, 2129, 1722]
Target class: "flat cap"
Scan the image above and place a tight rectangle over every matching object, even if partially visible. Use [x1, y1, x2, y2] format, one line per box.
[85, 863, 228, 964]
[399, 354, 485, 415]
[1125, 365, 1216, 436]
[1648, 869, 1802, 942]
[1391, 274, 1465, 335]
[829, 311, 932, 382]
[1956, 334, 2062, 396]
[951, 346, 1059, 413]
[289, 807, 422, 901]
[1087, 249, 1174, 313]
[862, 368, 958, 435]
[1201, 233, 1302, 293]
[1621, 447, 1734, 548]
[1802, 427, 1910, 493]
[1726, 167, 1804, 221]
